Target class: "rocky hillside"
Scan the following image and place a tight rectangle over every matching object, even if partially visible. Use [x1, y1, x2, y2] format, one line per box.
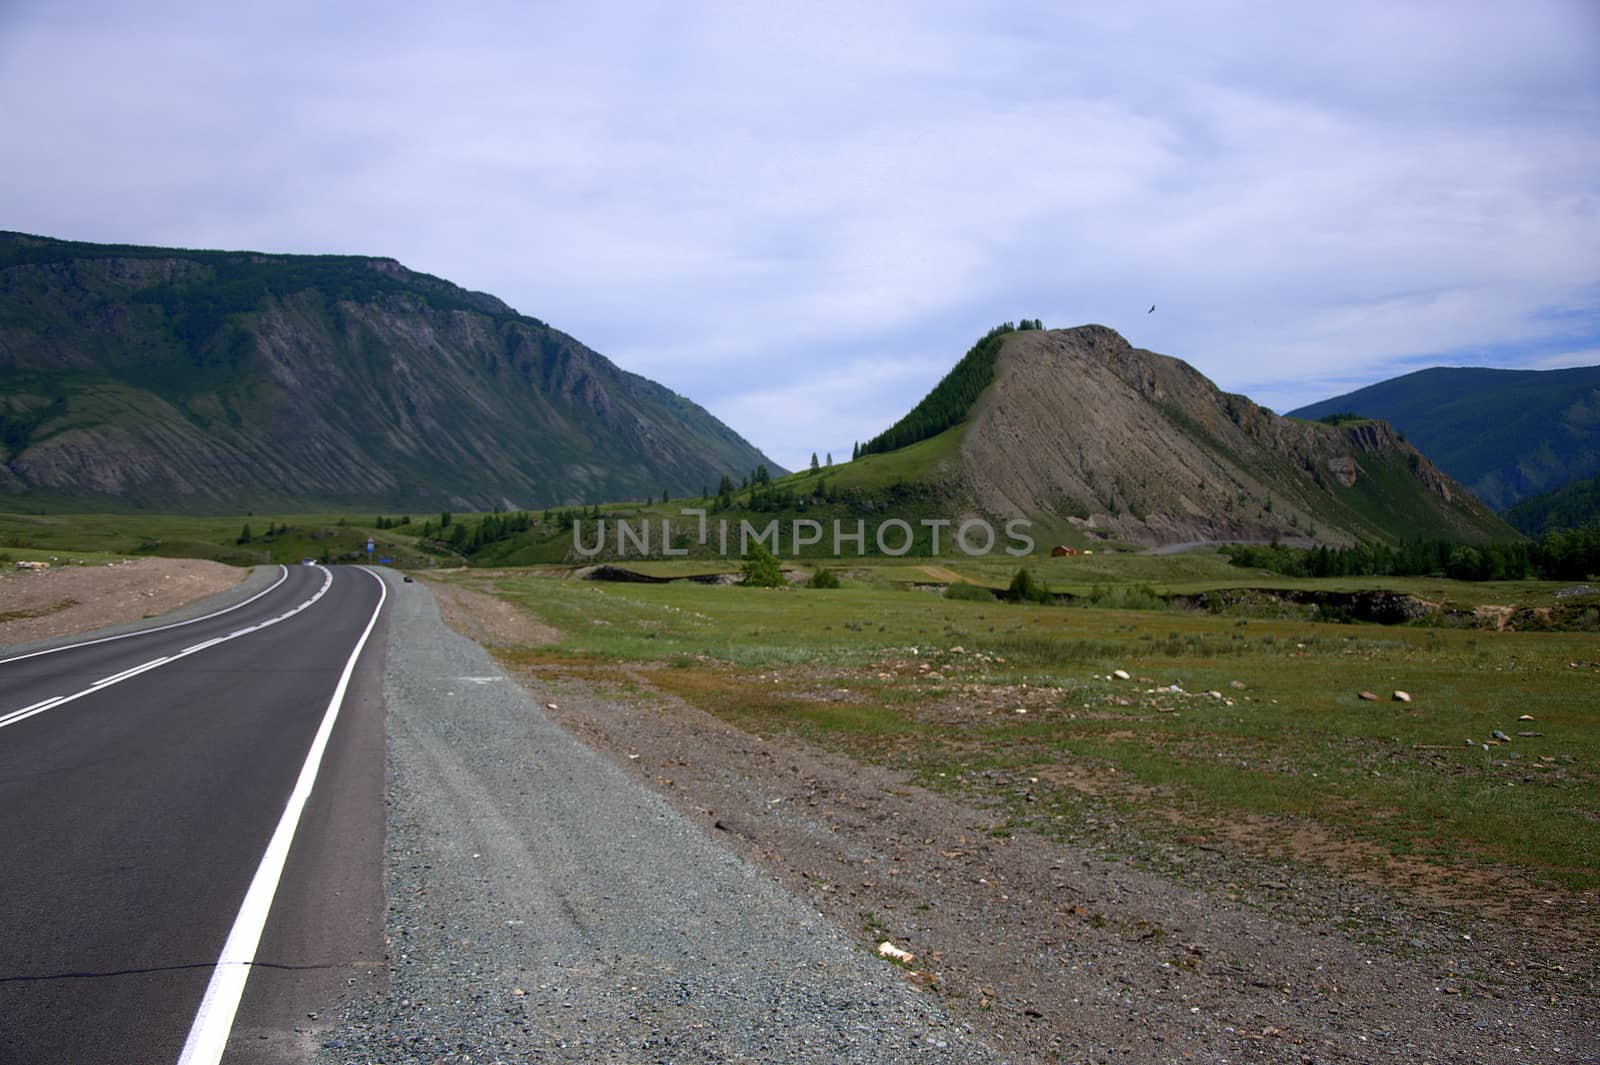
[0, 232, 776, 511]
[1288, 364, 1600, 510]
[951, 326, 1513, 546]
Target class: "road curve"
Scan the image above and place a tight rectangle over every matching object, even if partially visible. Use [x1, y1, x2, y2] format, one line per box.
[0, 564, 388, 1065]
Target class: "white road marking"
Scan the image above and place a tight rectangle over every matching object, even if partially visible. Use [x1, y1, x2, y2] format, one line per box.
[0, 565, 291, 668]
[92, 657, 171, 688]
[0, 568, 334, 732]
[0, 695, 66, 729]
[176, 566, 388, 1065]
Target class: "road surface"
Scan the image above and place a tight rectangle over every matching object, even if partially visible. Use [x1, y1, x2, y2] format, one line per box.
[0, 564, 388, 1065]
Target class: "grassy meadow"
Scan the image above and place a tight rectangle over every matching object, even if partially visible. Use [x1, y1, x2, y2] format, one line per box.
[457, 562, 1599, 906]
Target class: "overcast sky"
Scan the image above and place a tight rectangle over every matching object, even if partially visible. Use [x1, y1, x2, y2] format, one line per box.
[4, 2, 1597, 471]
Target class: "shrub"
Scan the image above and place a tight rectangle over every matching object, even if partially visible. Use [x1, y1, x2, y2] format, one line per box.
[1005, 567, 1051, 604]
[944, 580, 995, 602]
[808, 567, 841, 589]
[741, 543, 785, 588]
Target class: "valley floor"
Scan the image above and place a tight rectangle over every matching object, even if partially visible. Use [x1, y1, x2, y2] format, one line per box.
[8, 561, 1594, 1062]
[428, 574, 1598, 1064]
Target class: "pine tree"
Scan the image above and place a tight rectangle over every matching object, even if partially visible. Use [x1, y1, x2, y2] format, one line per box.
[825, 452, 832, 467]
[810, 452, 819, 472]
[237, 523, 253, 544]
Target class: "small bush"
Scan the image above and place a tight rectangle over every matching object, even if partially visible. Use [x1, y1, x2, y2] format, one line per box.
[808, 567, 841, 589]
[1005, 567, 1051, 604]
[740, 543, 785, 588]
[944, 580, 995, 602]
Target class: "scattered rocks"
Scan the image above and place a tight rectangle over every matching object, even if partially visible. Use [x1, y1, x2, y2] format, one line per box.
[1358, 691, 1380, 702]
[1393, 690, 1412, 702]
[1112, 669, 1131, 680]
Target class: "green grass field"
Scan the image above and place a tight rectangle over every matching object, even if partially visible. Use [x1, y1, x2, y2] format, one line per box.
[458, 569, 1598, 903]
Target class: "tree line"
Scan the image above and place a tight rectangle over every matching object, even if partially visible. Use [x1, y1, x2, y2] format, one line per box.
[1223, 530, 1600, 582]
[859, 319, 1041, 457]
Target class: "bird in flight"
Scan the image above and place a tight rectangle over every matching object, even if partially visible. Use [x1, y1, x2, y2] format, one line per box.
[1147, 304, 1156, 314]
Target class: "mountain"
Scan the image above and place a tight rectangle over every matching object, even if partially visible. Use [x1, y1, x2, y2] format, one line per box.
[0, 232, 777, 511]
[1502, 473, 1600, 537]
[844, 324, 1513, 548]
[1286, 365, 1600, 510]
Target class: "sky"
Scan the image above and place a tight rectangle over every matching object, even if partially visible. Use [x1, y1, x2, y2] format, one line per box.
[3, 1, 1597, 472]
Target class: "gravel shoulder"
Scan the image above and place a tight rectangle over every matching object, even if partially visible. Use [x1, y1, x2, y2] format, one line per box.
[318, 570, 1003, 1063]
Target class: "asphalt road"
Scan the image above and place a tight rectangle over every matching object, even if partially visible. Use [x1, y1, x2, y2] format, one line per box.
[0, 564, 388, 1065]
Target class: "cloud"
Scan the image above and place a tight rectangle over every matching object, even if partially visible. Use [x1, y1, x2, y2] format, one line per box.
[1531, 348, 1600, 371]
[2, 0, 1597, 470]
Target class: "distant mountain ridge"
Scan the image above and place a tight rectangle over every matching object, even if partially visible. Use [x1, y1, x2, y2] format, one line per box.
[849, 325, 1513, 547]
[0, 232, 778, 511]
[1287, 364, 1600, 510]
[1502, 473, 1600, 537]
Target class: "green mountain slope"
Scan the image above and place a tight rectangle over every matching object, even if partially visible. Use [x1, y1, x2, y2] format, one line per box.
[1502, 473, 1600, 536]
[860, 320, 1040, 456]
[0, 232, 778, 511]
[1287, 365, 1600, 510]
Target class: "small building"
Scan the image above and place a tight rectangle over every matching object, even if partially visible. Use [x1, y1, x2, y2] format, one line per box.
[1050, 545, 1077, 557]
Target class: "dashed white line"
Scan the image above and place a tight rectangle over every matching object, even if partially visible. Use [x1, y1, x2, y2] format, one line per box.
[0, 568, 335, 733]
[93, 657, 171, 688]
[0, 695, 66, 730]
[0, 565, 291, 668]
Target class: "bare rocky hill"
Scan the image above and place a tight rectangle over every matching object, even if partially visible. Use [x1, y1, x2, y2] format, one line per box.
[0, 232, 777, 511]
[956, 326, 1511, 546]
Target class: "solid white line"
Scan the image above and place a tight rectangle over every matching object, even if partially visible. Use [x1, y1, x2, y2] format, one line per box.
[0, 568, 335, 733]
[176, 567, 388, 1065]
[0, 565, 291, 668]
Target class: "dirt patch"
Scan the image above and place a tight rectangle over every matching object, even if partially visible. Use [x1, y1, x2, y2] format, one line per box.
[0, 558, 246, 649]
[474, 659, 1596, 1064]
[420, 574, 559, 649]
